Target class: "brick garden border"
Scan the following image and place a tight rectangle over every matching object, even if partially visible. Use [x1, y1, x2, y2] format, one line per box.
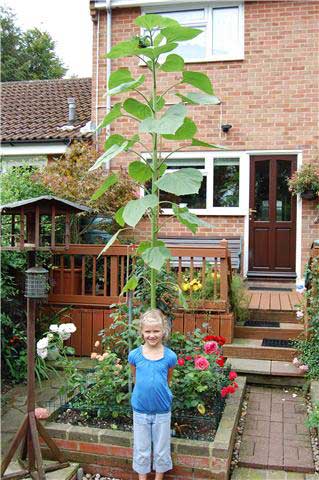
[40, 376, 246, 480]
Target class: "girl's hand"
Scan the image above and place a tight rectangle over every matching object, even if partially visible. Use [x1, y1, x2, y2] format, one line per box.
[168, 367, 174, 386]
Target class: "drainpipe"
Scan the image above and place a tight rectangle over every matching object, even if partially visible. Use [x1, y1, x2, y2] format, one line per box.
[95, 10, 100, 143]
[106, 0, 112, 137]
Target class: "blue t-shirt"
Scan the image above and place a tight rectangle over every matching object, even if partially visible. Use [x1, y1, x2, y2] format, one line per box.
[128, 346, 177, 414]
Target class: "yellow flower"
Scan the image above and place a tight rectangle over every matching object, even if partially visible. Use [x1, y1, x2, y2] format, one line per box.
[182, 282, 190, 291]
[192, 283, 202, 292]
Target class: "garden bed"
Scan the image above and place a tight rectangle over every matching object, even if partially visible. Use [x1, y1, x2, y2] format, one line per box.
[41, 376, 246, 480]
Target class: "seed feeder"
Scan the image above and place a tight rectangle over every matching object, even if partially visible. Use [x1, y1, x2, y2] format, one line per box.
[0, 196, 92, 480]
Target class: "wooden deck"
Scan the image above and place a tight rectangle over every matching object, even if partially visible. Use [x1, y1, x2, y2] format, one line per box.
[248, 290, 302, 312]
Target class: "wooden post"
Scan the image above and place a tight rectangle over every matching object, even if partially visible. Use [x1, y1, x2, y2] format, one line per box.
[219, 239, 229, 304]
[35, 205, 40, 248]
[51, 205, 56, 248]
[11, 215, 15, 247]
[19, 208, 24, 250]
[65, 212, 70, 249]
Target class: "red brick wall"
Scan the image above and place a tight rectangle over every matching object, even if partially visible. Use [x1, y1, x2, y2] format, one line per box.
[90, 1, 319, 273]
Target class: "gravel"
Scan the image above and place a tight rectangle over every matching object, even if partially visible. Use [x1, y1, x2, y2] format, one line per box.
[229, 386, 249, 473]
[305, 392, 319, 473]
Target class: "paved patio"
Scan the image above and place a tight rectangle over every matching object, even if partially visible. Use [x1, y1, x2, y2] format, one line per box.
[238, 386, 315, 473]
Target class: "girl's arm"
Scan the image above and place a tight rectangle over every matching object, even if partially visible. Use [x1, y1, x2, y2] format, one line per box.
[130, 364, 136, 383]
[167, 367, 174, 386]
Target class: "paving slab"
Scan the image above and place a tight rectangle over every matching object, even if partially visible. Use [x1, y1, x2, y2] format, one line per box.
[231, 467, 307, 479]
[238, 386, 315, 473]
[227, 358, 271, 375]
[6, 461, 79, 480]
[271, 361, 302, 376]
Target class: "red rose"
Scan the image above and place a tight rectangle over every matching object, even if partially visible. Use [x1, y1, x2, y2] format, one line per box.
[229, 371, 237, 381]
[218, 336, 226, 346]
[227, 385, 236, 394]
[203, 335, 219, 342]
[221, 387, 229, 398]
[185, 355, 192, 361]
[233, 382, 238, 389]
[216, 356, 225, 367]
[177, 358, 185, 366]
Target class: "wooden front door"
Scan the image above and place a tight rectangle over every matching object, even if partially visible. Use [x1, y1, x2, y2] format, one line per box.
[248, 155, 297, 278]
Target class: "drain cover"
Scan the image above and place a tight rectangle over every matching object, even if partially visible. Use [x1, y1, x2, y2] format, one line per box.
[262, 338, 293, 348]
[245, 321, 280, 328]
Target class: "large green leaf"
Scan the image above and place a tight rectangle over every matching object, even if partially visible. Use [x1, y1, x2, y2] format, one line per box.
[139, 103, 186, 135]
[123, 98, 152, 120]
[121, 275, 138, 295]
[162, 25, 202, 43]
[127, 134, 140, 149]
[176, 92, 221, 105]
[91, 173, 118, 201]
[128, 161, 153, 183]
[141, 244, 171, 271]
[156, 168, 202, 195]
[109, 68, 132, 90]
[98, 228, 126, 258]
[123, 194, 158, 228]
[104, 134, 125, 150]
[172, 204, 212, 234]
[106, 38, 141, 59]
[135, 14, 179, 30]
[160, 54, 184, 72]
[162, 117, 197, 141]
[107, 74, 145, 96]
[97, 103, 122, 130]
[89, 142, 128, 171]
[114, 206, 125, 227]
[154, 96, 165, 111]
[141, 43, 178, 60]
[182, 71, 214, 94]
[191, 138, 224, 149]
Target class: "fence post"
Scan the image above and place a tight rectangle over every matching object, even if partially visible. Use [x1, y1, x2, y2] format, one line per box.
[219, 239, 229, 305]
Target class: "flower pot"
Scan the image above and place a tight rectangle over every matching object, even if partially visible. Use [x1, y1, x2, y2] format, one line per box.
[300, 190, 317, 200]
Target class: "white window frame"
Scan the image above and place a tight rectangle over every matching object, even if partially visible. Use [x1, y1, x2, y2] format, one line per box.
[142, 150, 248, 216]
[142, 1, 244, 63]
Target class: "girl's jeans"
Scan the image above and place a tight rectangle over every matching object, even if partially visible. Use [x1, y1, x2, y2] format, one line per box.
[133, 411, 172, 474]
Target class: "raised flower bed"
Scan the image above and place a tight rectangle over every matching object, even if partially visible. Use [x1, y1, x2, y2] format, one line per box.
[41, 376, 246, 480]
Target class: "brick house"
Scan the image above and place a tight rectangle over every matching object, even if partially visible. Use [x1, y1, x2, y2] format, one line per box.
[89, 0, 319, 284]
[1, 77, 92, 172]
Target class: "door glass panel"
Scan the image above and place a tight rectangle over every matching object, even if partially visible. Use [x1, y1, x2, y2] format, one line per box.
[255, 160, 269, 221]
[276, 160, 292, 221]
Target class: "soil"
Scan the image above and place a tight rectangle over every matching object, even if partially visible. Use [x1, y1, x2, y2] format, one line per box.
[56, 408, 218, 442]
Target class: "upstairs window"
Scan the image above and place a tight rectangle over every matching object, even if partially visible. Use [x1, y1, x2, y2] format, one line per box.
[142, 2, 244, 62]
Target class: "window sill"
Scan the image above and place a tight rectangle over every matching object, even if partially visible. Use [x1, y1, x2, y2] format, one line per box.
[161, 208, 247, 216]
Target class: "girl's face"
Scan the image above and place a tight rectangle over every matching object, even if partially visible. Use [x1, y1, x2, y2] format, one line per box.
[141, 322, 164, 348]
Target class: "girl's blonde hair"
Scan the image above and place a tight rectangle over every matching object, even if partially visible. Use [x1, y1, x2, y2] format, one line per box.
[139, 309, 170, 341]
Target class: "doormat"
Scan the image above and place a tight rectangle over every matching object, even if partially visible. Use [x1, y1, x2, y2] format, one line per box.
[262, 338, 293, 348]
[245, 321, 280, 327]
[248, 287, 292, 291]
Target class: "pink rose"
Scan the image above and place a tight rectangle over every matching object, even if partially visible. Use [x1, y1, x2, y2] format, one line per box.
[292, 357, 300, 367]
[194, 357, 210, 371]
[178, 358, 185, 366]
[299, 364, 309, 372]
[91, 352, 98, 359]
[204, 341, 219, 355]
[35, 408, 49, 420]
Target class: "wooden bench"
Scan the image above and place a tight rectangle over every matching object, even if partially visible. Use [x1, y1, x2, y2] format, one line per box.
[160, 236, 242, 272]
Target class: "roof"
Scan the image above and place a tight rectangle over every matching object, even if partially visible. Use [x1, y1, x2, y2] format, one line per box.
[1, 78, 92, 143]
[0, 196, 92, 215]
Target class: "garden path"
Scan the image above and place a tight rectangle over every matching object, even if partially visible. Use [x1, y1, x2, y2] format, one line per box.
[236, 385, 315, 474]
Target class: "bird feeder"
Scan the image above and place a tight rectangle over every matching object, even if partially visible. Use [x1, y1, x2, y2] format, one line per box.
[25, 266, 49, 299]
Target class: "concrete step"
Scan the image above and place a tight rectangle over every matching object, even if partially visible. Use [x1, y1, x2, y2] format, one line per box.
[248, 309, 299, 323]
[5, 461, 79, 480]
[223, 338, 297, 362]
[235, 322, 304, 340]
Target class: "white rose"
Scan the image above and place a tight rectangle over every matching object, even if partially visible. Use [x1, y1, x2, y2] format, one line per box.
[49, 324, 59, 333]
[37, 348, 48, 359]
[37, 337, 49, 350]
[64, 323, 77, 333]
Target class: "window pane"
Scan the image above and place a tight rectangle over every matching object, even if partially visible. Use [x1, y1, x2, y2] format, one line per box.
[160, 176, 207, 209]
[276, 160, 292, 221]
[158, 9, 205, 23]
[255, 160, 269, 221]
[212, 7, 239, 56]
[213, 158, 239, 207]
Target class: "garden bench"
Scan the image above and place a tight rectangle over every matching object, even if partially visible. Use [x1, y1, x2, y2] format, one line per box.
[159, 236, 242, 272]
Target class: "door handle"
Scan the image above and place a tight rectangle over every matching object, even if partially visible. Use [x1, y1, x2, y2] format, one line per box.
[249, 208, 257, 214]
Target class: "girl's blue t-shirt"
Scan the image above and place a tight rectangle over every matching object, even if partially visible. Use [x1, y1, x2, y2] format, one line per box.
[128, 346, 177, 414]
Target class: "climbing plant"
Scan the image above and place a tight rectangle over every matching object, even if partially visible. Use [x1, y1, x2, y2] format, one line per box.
[91, 13, 222, 308]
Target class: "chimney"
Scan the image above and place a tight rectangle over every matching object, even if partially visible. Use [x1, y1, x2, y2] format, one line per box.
[67, 97, 76, 125]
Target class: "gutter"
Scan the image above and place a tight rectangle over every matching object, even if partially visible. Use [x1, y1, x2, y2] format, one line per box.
[94, 0, 218, 8]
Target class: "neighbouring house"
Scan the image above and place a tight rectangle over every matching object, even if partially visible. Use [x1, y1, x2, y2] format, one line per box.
[89, 0, 319, 284]
[0, 77, 92, 172]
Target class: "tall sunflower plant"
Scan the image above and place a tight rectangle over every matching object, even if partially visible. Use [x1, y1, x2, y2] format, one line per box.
[90, 13, 223, 308]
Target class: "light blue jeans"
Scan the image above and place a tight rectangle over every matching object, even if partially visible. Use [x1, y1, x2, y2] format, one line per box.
[133, 411, 172, 474]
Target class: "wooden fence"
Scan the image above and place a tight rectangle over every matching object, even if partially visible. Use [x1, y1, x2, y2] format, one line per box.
[47, 241, 234, 354]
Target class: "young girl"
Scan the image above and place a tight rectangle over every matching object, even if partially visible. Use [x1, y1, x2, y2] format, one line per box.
[128, 309, 177, 480]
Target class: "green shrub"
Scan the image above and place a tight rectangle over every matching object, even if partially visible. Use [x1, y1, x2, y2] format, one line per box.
[306, 402, 319, 430]
[230, 274, 249, 323]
